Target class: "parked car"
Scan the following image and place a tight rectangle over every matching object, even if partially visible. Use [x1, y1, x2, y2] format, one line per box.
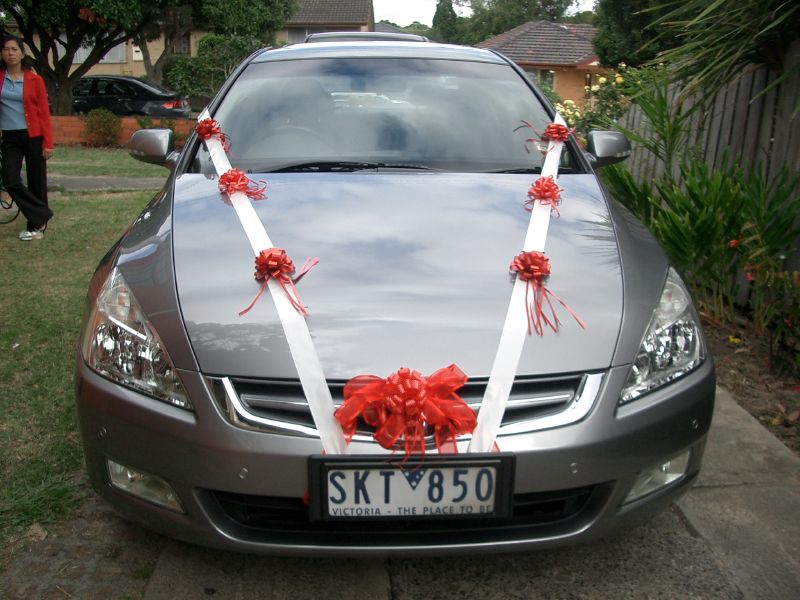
[76, 35, 715, 556]
[72, 75, 190, 117]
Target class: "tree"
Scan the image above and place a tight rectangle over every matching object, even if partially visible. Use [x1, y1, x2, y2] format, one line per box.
[592, 0, 676, 66]
[432, 0, 461, 42]
[651, 0, 800, 113]
[193, 0, 296, 40]
[132, 3, 196, 84]
[403, 21, 434, 37]
[563, 11, 596, 25]
[165, 0, 295, 98]
[461, 0, 575, 44]
[166, 34, 260, 98]
[0, 0, 170, 114]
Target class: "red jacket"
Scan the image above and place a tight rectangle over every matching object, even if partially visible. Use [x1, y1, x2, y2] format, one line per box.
[0, 69, 54, 150]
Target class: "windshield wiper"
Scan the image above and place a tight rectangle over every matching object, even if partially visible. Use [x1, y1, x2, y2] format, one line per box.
[481, 167, 542, 174]
[260, 161, 442, 173]
[263, 161, 380, 173]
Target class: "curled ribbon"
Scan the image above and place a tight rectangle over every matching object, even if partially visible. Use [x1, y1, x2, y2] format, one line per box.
[334, 365, 477, 459]
[195, 118, 231, 153]
[525, 175, 562, 215]
[218, 168, 267, 201]
[239, 248, 318, 316]
[509, 251, 585, 336]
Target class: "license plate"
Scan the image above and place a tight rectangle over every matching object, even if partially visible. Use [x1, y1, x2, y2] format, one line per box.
[308, 454, 514, 521]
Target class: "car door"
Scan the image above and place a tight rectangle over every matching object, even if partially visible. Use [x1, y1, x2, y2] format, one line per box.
[72, 78, 95, 114]
[96, 79, 138, 115]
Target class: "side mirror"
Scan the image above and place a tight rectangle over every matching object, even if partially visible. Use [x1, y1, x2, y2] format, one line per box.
[128, 128, 178, 168]
[585, 130, 631, 168]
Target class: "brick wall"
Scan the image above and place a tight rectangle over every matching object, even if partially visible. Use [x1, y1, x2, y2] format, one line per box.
[52, 115, 195, 146]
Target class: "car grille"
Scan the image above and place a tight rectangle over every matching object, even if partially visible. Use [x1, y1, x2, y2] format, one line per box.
[204, 484, 610, 547]
[206, 372, 603, 441]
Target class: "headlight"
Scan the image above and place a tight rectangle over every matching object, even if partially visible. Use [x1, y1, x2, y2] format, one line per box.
[620, 268, 705, 404]
[81, 268, 191, 409]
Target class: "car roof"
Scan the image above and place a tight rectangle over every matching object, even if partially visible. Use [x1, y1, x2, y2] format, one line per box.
[80, 75, 142, 81]
[304, 32, 429, 43]
[251, 41, 507, 65]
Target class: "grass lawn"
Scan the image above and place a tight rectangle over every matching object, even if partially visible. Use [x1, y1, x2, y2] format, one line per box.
[49, 146, 168, 178]
[0, 189, 154, 550]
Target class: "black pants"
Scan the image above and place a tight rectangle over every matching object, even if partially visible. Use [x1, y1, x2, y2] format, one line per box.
[1, 129, 52, 230]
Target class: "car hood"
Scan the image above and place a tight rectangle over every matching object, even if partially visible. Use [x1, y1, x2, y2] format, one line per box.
[170, 172, 623, 379]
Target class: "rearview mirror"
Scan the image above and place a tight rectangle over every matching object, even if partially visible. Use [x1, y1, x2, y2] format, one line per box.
[585, 131, 631, 168]
[128, 128, 178, 168]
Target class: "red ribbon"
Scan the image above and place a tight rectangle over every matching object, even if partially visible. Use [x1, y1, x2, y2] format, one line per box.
[239, 248, 318, 316]
[525, 175, 562, 214]
[195, 118, 231, 153]
[515, 120, 573, 153]
[509, 251, 585, 336]
[334, 365, 477, 459]
[541, 123, 573, 143]
[218, 168, 266, 201]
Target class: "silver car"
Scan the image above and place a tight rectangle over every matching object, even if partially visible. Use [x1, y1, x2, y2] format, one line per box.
[76, 37, 715, 556]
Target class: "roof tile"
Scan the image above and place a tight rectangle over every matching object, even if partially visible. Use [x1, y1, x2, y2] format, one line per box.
[288, 0, 373, 25]
[476, 21, 597, 66]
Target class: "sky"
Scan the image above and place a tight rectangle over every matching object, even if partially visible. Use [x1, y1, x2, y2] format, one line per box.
[373, 1, 596, 28]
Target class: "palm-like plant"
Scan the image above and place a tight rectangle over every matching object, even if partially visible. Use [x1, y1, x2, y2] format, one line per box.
[649, 0, 800, 115]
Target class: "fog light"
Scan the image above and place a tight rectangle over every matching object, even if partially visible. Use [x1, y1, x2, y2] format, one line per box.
[107, 459, 184, 513]
[623, 450, 691, 504]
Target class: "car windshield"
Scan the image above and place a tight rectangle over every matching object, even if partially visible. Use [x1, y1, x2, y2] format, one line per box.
[193, 57, 574, 174]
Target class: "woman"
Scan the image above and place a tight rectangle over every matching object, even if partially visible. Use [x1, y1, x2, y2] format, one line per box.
[0, 35, 53, 241]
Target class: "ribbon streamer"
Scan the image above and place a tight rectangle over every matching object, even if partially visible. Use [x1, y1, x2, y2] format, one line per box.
[335, 365, 477, 459]
[239, 248, 318, 316]
[197, 110, 346, 455]
[509, 251, 585, 336]
[469, 113, 572, 453]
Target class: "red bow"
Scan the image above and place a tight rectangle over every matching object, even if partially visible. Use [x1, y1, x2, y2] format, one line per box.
[510, 251, 585, 336]
[515, 120, 572, 153]
[541, 123, 573, 143]
[218, 168, 266, 201]
[335, 365, 477, 459]
[239, 248, 318, 316]
[525, 175, 562, 214]
[195, 118, 231, 152]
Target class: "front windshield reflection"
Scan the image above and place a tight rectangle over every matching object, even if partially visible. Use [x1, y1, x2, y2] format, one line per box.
[195, 57, 570, 174]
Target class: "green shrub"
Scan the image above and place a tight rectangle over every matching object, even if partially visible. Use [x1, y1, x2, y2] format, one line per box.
[82, 108, 122, 147]
[136, 115, 154, 129]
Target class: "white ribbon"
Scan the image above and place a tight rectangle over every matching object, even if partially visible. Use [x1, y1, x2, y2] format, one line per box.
[198, 111, 347, 455]
[468, 114, 568, 453]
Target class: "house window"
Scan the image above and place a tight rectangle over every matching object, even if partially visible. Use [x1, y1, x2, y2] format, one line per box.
[527, 69, 555, 89]
[172, 32, 191, 55]
[287, 27, 326, 43]
[73, 42, 127, 64]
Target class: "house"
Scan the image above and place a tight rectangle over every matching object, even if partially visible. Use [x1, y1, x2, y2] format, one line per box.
[476, 21, 604, 104]
[74, 0, 374, 78]
[278, 0, 374, 43]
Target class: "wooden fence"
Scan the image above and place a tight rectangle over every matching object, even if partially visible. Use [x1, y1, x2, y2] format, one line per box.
[618, 39, 800, 268]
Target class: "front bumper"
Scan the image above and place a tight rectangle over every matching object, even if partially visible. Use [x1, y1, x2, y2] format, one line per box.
[75, 358, 715, 556]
